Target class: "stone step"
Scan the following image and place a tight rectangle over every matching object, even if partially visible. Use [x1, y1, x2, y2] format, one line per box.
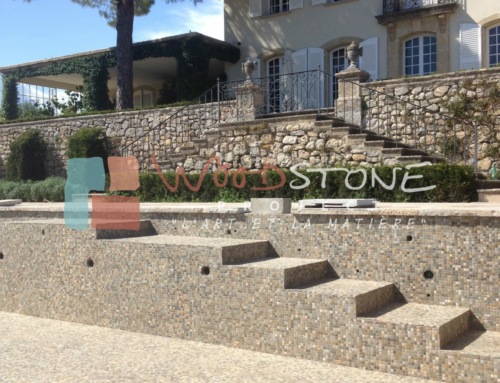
[326, 127, 361, 139]
[192, 138, 208, 147]
[443, 330, 500, 358]
[180, 145, 198, 155]
[148, 160, 172, 171]
[292, 278, 395, 317]
[391, 155, 445, 165]
[314, 120, 334, 131]
[364, 140, 411, 149]
[347, 134, 371, 145]
[362, 302, 471, 349]
[235, 257, 329, 289]
[95, 220, 158, 240]
[381, 148, 428, 157]
[169, 153, 186, 162]
[111, 234, 271, 265]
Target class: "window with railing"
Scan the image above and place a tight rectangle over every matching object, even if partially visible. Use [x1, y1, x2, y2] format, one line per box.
[383, 0, 457, 14]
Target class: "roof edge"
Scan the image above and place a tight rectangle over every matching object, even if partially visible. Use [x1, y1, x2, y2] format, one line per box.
[0, 32, 237, 74]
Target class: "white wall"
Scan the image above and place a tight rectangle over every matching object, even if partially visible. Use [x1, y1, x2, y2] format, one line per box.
[225, 0, 500, 81]
[224, 0, 387, 80]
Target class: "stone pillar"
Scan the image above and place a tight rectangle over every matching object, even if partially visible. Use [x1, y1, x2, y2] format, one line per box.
[234, 83, 266, 122]
[335, 67, 370, 126]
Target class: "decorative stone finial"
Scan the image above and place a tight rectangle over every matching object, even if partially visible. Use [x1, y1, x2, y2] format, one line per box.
[345, 41, 363, 69]
[242, 58, 259, 83]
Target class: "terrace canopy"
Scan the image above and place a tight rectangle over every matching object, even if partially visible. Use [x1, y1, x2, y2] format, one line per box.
[0, 32, 240, 112]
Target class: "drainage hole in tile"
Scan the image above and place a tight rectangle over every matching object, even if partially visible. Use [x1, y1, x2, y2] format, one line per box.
[406, 235, 413, 242]
[0, 252, 3, 260]
[42, 229, 45, 235]
[227, 230, 232, 235]
[201, 266, 210, 276]
[423, 270, 434, 280]
[87, 259, 94, 268]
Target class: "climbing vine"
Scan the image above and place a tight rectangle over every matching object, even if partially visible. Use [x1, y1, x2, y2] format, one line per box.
[0, 34, 240, 120]
[1, 75, 19, 121]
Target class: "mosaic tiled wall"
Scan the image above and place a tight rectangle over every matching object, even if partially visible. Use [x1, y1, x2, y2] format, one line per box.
[0, 211, 499, 382]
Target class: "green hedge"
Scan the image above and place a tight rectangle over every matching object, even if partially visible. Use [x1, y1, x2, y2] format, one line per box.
[111, 163, 477, 203]
[0, 163, 475, 203]
[67, 127, 108, 173]
[0, 177, 66, 202]
[5, 130, 47, 181]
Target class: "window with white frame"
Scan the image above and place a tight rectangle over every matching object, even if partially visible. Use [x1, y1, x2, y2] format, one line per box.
[489, 25, 500, 67]
[404, 35, 437, 76]
[269, 0, 289, 15]
[267, 56, 283, 113]
[330, 48, 348, 103]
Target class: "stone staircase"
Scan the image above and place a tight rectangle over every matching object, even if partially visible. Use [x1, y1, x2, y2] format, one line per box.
[148, 113, 443, 172]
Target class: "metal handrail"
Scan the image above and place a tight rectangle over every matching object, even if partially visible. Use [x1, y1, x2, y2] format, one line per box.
[122, 68, 478, 173]
[323, 70, 476, 170]
[382, 0, 458, 14]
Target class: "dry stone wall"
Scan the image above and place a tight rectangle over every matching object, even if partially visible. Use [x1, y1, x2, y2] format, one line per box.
[363, 67, 500, 174]
[0, 103, 229, 179]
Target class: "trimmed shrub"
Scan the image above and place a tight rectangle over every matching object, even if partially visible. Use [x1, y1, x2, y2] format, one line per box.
[67, 127, 108, 172]
[0, 177, 66, 202]
[110, 163, 477, 203]
[5, 129, 47, 181]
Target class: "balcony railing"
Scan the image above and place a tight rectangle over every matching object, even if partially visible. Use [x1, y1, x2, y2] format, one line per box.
[383, 0, 457, 14]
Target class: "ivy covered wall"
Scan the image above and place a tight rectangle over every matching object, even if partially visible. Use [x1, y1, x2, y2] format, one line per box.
[0, 34, 240, 121]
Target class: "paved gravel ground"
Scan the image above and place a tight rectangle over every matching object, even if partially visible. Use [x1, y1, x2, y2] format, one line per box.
[0, 312, 438, 383]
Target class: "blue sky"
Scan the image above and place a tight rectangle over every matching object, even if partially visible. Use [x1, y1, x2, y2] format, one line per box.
[0, 0, 224, 103]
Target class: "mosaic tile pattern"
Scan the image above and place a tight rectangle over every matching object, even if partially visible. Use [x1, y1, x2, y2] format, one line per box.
[0, 209, 500, 382]
[0, 311, 438, 383]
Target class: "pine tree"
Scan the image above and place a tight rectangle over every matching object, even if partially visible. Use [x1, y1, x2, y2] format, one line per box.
[22, 0, 202, 110]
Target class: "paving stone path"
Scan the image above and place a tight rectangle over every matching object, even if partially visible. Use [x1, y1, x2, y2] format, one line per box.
[0, 312, 437, 383]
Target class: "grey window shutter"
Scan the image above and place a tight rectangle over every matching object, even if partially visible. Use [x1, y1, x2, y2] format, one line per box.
[289, 0, 303, 10]
[249, 0, 262, 18]
[460, 23, 482, 70]
[359, 37, 379, 80]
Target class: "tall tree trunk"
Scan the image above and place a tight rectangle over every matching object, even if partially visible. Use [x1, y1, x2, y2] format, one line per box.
[115, 0, 135, 110]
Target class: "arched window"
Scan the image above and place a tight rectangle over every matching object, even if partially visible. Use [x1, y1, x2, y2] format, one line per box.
[330, 48, 348, 103]
[489, 25, 500, 67]
[404, 35, 437, 76]
[267, 56, 283, 113]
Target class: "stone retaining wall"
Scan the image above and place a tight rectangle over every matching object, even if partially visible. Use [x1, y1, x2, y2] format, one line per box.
[363, 67, 500, 174]
[0, 102, 231, 179]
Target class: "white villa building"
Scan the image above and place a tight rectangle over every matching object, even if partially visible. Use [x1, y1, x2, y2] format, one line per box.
[2, 0, 500, 110]
[224, 0, 500, 90]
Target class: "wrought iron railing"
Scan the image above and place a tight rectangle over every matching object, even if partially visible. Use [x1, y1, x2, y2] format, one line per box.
[325, 71, 477, 172]
[121, 70, 324, 170]
[122, 68, 478, 174]
[383, 0, 458, 14]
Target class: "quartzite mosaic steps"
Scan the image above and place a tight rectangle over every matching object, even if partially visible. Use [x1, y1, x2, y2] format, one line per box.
[294, 278, 396, 316]
[1, 213, 500, 382]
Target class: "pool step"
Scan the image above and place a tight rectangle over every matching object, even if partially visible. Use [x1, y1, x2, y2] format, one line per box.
[233, 257, 329, 289]
[292, 278, 396, 317]
[362, 302, 472, 349]
[110, 234, 272, 265]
